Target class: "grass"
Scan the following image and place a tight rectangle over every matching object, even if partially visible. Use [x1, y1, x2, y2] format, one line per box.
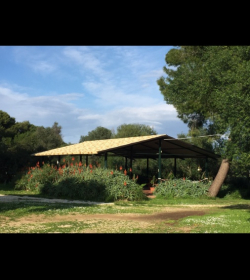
[0, 196, 250, 233]
[1, 181, 250, 233]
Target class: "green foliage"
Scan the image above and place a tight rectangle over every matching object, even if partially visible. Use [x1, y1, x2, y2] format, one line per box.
[15, 160, 147, 202]
[34, 122, 65, 151]
[114, 123, 157, 138]
[157, 46, 250, 176]
[0, 110, 66, 183]
[79, 126, 112, 142]
[154, 178, 210, 198]
[0, 110, 15, 140]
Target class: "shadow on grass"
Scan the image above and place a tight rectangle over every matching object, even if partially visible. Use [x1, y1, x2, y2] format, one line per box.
[0, 201, 95, 214]
[221, 204, 250, 210]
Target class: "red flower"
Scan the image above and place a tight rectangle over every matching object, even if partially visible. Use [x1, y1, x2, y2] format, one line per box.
[124, 169, 127, 175]
[89, 164, 93, 169]
[79, 161, 82, 166]
[111, 171, 113, 175]
[72, 157, 75, 161]
[120, 166, 122, 171]
[129, 168, 132, 172]
[124, 181, 127, 186]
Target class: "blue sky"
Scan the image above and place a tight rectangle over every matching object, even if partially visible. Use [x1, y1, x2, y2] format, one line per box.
[0, 46, 189, 144]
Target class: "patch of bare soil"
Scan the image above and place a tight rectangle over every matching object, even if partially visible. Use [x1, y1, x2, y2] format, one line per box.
[0, 195, 220, 232]
[0, 207, 212, 233]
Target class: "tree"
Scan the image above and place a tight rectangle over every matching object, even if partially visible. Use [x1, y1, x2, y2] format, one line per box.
[0, 110, 66, 182]
[34, 122, 65, 151]
[0, 110, 15, 140]
[79, 126, 112, 142]
[157, 46, 250, 196]
[114, 123, 157, 138]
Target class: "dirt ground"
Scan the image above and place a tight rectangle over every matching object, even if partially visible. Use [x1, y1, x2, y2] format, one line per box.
[0, 194, 216, 233]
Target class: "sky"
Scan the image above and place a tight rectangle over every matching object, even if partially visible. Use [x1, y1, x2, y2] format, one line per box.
[0, 46, 189, 144]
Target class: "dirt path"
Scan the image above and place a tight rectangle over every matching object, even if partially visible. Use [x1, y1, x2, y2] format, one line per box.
[0, 194, 220, 233]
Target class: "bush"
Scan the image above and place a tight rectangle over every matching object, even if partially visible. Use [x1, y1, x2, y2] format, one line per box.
[14, 160, 147, 202]
[154, 178, 210, 198]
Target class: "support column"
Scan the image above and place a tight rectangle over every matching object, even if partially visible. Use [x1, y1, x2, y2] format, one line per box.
[147, 157, 149, 177]
[104, 152, 107, 169]
[57, 155, 61, 168]
[205, 157, 208, 178]
[174, 157, 176, 177]
[130, 147, 133, 179]
[158, 139, 162, 183]
[86, 155, 88, 167]
[80, 155, 82, 163]
[125, 157, 128, 171]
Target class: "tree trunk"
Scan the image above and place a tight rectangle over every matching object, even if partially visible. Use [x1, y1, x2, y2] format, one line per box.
[208, 159, 230, 197]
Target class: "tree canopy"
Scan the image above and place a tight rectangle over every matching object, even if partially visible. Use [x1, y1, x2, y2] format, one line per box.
[0, 110, 66, 182]
[157, 46, 250, 176]
[114, 123, 157, 138]
[79, 126, 113, 142]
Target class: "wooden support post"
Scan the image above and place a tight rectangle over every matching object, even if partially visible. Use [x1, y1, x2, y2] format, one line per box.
[125, 157, 128, 171]
[174, 157, 176, 177]
[130, 147, 133, 179]
[158, 139, 162, 183]
[104, 152, 107, 169]
[57, 155, 61, 168]
[147, 157, 149, 177]
[205, 157, 208, 178]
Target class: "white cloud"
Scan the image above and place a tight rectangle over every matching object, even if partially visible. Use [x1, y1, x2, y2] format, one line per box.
[12, 46, 58, 75]
[0, 46, 189, 144]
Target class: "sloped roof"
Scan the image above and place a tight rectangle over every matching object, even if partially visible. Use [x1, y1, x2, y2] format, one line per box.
[32, 134, 220, 160]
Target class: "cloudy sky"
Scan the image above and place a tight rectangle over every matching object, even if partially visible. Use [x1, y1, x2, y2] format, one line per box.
[0, 46, 189, 144]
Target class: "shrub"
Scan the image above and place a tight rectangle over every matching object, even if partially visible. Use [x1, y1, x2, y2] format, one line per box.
[154, 178, 210, 198]
[14, 160, 147, 202]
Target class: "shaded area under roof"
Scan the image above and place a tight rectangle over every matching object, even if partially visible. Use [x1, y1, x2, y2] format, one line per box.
[32, 134, 220, 160]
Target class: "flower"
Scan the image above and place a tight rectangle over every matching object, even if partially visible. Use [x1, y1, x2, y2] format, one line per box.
[124, 181, 127, 186]
[129, 168, 132, 172]
[120, 166, 123, 171]
[124, 169, 127, 175]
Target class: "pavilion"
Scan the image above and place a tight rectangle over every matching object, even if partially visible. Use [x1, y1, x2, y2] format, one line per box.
[32, 134, 220, 182]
